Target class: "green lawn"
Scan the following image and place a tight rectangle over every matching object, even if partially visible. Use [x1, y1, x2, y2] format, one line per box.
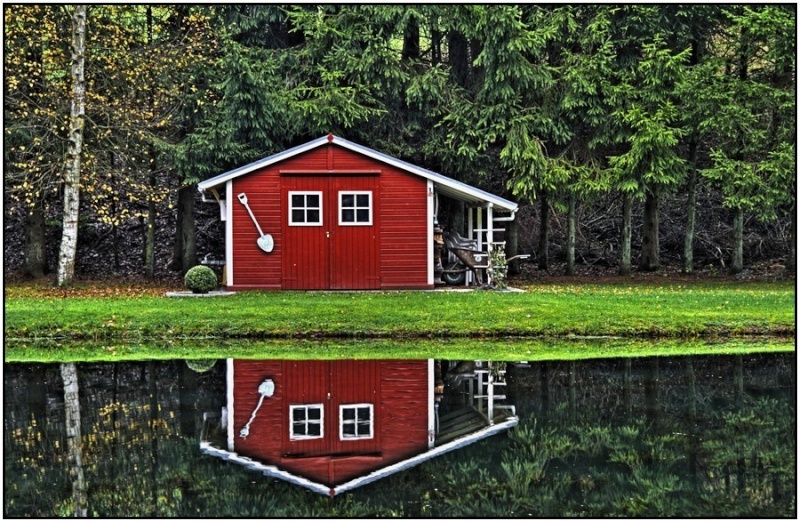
[4, 336, 795, 364]
[5, 281, 794, 342]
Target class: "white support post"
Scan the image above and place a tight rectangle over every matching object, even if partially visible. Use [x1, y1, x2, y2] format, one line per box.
[467, 208, 474, 285]
[476, 207, 483, 252]
[486, 204, 494, 286]
[226, 181, 234, 287]
[427, 181, 434, 286]
[226, 358, 234, 451]
[427, 358, 435, 448]
[487, 363, 495, 426]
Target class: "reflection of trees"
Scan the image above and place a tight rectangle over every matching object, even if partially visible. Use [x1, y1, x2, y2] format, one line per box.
[5, 361, 224, 517]
[426, 354, 795, 517]
[3, 354, 795, 517]
[61, 362, 87, 517]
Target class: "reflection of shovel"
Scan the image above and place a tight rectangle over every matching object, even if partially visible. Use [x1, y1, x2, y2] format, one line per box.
[237, 193, 274, 253]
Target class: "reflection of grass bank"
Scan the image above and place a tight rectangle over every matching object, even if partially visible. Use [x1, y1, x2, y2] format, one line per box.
[4, 336, 794, 363]
[4, 282, 794, 343]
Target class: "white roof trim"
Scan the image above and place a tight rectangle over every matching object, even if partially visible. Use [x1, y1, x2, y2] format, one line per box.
[197, 135, 518, 212]
[199, 416, 518, 497]
[200, 442, 333, 496]
[333, 417, 518, 496]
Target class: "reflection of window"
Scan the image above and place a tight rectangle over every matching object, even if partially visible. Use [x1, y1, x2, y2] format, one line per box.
[290, 404, 324, 440]
[289, 192, 323, 226]
[339, 192, 372, 226]
[340, 403, 373, 440]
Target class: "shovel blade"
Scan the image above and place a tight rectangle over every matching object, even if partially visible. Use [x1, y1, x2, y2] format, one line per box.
[257, 234, 274, 253]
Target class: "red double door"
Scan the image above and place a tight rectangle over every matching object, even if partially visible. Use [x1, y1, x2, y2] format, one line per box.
[281, 175, 379, 290]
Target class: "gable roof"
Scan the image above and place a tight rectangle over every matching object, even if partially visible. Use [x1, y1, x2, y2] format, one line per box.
[200, 416, 518, 497]
[198, 134, 518, 212]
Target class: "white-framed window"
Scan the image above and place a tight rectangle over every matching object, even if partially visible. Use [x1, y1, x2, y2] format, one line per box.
[289, 404, 324, 440]
[289, 191, 323, 226]
[339, 403, 374, 440]
[338, 191, 372, 226]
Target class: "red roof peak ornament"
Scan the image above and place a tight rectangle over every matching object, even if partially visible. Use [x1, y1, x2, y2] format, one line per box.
[327, 133, 334, 143]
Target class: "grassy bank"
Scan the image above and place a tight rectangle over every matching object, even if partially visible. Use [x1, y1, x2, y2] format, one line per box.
[4, 281, 794, 343]
[4, 336, 795, 363]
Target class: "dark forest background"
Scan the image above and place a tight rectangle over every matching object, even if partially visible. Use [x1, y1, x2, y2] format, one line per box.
[4, 5, 795, 281]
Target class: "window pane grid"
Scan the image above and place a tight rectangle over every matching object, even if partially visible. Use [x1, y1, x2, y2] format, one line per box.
[290, 404, 324, 440]
[339, 192, 372, 225]
[289, 192, 322, 226]
[340, 403, 373, 440]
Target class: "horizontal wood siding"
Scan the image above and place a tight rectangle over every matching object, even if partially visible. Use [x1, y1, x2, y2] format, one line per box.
[231, 144, 429, 289]
[379, 360, 430, 462]
[231, 147, 328, 288]
[231, 360, 284, 463]
[379, 168, 429, 288]
[231, 174, 281, 288]
[231, 359, 430, 488]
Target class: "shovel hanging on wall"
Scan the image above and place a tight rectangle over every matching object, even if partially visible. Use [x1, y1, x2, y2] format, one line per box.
[237, 193, 274, 253]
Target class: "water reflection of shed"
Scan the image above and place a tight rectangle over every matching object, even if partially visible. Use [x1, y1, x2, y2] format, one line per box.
[200, 359, 517, 496]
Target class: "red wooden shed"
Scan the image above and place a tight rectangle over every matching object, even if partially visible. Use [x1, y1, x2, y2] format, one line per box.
[198, 134, 519, 290]
[200, 358, 518, 496]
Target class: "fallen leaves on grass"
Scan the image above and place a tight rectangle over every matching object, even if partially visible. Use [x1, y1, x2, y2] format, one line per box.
[4, 279, 179, 299]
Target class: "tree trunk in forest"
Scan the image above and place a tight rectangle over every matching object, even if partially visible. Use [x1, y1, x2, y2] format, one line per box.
[565, 193, 576, 276]
[619, 193, 632, 275]
[144, 7, 156, 279]
[683, 140, 698, 274]
[448, 30, 470, 88]
[639, 191, 659, 271]
[431, 26, 441, 65]
[538, 192, 549, 270]
[731, 207, 744, 274]
[61, 362, 87, 517]
[401, 16, 420, 61]
[145, 186, 156, 278]
[56, 5, 87, 287]
[171, 185, 197, 275]
[23, 203, 47, 278]
[506, 216, 520, 275]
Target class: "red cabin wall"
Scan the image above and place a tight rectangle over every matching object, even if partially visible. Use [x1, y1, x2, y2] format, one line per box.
[231, 359, 429, 486]
[228, 144, 429, 290]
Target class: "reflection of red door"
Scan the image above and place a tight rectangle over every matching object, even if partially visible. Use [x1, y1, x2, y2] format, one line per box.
[281, 175, 379, 290]
[281, 360, 381, 458]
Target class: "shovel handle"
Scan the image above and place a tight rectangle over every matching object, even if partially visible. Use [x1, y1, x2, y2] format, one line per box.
[237, 192, 265, 237]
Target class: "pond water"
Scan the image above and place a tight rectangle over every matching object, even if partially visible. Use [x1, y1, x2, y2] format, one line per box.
[4, 351, 796, 517]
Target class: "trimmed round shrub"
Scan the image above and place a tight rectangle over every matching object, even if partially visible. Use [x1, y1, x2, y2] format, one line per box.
[186, 359, 217, 373]
[184, 265, 218, 294]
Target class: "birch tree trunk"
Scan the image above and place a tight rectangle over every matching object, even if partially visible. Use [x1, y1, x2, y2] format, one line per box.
[61, 363, 87, 517]
[56, 5, 87, 287]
